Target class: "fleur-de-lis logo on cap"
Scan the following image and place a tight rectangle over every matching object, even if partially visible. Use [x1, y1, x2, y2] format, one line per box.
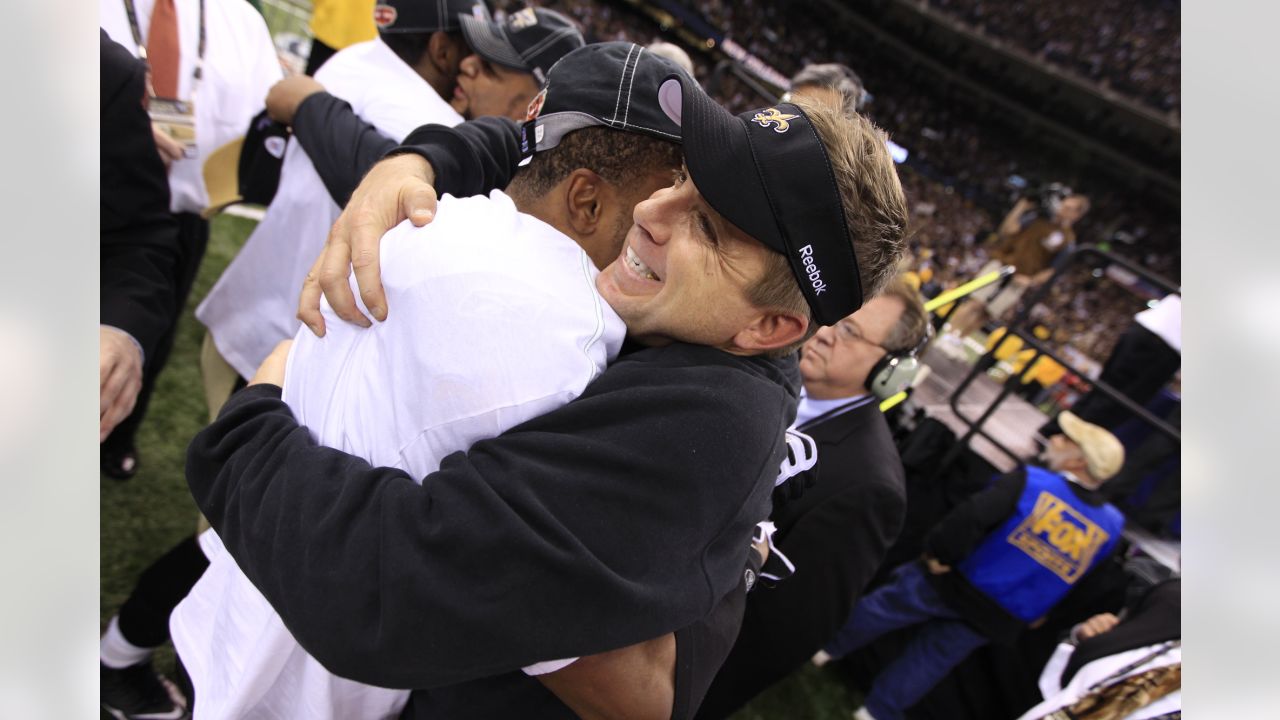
[752, 107, 800, 133]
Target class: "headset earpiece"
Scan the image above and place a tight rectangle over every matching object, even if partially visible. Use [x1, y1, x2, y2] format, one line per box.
[866, 326, 933, 400]
[867, 352, 920, 400]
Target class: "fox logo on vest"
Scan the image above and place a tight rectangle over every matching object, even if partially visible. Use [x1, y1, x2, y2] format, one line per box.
[1007, 492, 1111, 583]
[751, 107, 800, 133]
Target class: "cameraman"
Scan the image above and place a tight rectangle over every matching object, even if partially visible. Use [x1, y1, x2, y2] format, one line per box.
[950, 191, 1089, 337]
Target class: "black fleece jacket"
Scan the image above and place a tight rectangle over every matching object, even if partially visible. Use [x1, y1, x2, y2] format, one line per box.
[186, 342, 798, 693]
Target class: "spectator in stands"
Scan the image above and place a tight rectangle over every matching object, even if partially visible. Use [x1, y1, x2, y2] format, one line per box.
[949, 191, 1089, 337]
[817, 411, 1126, 720]
[697, 278, 928, 719]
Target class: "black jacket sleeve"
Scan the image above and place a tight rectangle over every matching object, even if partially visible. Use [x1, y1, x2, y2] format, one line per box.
[924, 468, 1026, 565]
[290, 91, 398, 207]
[187, 349, 788, 690]
[100, 29, 179, 363]
[392, 116, 522, 198]
[291, 91, 523, 207]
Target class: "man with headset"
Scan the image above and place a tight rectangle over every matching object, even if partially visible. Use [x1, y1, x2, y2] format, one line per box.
[696, 277, 930, 719]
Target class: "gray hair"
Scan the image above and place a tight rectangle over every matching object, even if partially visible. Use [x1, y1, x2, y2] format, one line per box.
[788, 63, 868, 114]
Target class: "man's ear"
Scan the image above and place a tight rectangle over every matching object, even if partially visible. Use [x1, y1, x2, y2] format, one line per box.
[426, 32, 467, 78]
[730, 312, 809, 355]
[563, 168, 607, 236]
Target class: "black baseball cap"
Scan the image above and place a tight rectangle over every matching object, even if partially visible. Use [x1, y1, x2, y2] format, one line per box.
[657, 75, 864, 325]
[459, 6, 585, 84]
[518, 42, 685, 165]
[373, 0, 486, 34]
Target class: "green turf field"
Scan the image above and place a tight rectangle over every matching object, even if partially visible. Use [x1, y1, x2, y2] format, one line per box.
[99, 213, 862, 718]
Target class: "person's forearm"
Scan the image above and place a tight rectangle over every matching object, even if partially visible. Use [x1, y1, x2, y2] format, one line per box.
[393, 116, 522, 197]
[537, 634, 676, 720]
[291, 92, 398, 206]
[998, 199, 1032, 237]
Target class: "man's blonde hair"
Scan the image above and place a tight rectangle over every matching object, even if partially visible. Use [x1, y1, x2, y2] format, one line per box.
[747, 97, 910, 357]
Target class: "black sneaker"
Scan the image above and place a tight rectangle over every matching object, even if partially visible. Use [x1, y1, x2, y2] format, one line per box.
[101, 661, 190, 720]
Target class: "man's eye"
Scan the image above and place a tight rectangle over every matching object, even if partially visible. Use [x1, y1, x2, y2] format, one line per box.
[672, 168, 687, 186]
[694, 211, 720, 247]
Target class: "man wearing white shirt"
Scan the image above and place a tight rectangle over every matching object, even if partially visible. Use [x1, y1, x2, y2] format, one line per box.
[99, 0, 282, 478]
[172, 42, 684, 720]
[195, 3, 584, 390]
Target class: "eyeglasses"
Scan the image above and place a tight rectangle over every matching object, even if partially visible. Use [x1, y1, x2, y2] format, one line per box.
[834, 319, 889, 353]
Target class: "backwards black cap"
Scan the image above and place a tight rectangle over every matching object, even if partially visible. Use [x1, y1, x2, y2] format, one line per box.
[657, 75, 863, 326]
[459, 7, 584, 85]
[373, 0, 485, 34]
[518, 42, 685, 165]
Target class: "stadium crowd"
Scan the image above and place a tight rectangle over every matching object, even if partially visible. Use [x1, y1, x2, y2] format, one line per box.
[101, 1, 1180, 719]
[926, 0, 1181, 114]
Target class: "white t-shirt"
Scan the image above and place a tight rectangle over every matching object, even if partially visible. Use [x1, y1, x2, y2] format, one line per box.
[100, 0, 282, 214]
[196, 38, 464, 379]
[1134, 294, 1181, 354]
[171, 191, 625, 720]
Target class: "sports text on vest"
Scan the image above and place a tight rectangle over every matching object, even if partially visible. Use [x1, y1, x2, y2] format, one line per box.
[1007, 491, 1111, 583]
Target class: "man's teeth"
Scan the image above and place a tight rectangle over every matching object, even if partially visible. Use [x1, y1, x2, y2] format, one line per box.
[626, 246, 659, 281]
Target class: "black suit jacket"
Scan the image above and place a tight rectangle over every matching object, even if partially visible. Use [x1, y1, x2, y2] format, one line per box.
[101, 29, 179, 363]
[696, 397, 908, 719]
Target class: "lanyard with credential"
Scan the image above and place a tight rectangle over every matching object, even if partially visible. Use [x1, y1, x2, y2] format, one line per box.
[122, 0, 207, 100]
[123, 0, 206, 157]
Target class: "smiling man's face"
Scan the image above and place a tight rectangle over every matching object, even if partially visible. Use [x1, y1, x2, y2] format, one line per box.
[595, 165, 779, 349]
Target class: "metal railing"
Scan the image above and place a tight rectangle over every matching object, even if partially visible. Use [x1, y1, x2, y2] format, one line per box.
[940, 246, 1180, 470]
